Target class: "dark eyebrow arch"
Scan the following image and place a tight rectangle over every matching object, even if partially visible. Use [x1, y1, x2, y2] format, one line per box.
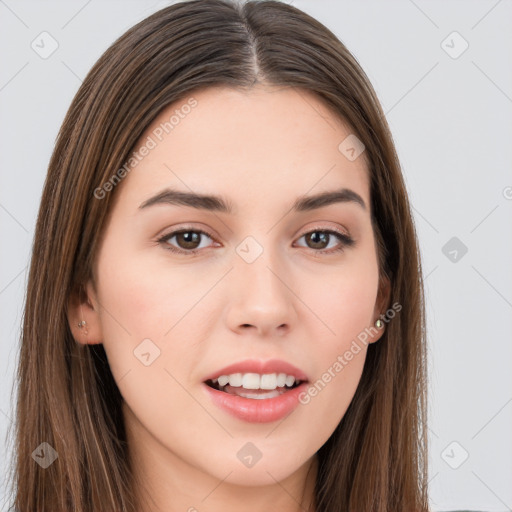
[294, 188, 366, 212]
[138, 187, 366, 213]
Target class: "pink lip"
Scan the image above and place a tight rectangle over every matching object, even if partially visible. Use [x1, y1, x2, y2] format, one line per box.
[202, 381, 309, 423]
[202, 358, 309, 382]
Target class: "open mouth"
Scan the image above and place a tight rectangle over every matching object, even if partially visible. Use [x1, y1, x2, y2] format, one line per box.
[205, 378, 305, 400]
[206, 379, 303, 391]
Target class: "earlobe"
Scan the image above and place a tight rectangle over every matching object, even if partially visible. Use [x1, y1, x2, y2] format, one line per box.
[367, 317, 385, 344]
[77, 319, 88, 334]
[67, 281, 103, 345]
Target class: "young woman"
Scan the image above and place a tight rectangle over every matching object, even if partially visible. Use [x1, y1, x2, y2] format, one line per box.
[8, 0, 429, 510]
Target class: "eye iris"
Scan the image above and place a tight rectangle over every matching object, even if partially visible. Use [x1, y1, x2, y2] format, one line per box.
[307, 231, 329, 249]
[177, 231, 200, 249]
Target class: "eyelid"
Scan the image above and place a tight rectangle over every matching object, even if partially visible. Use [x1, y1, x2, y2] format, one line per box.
[299, 223, 351, 240]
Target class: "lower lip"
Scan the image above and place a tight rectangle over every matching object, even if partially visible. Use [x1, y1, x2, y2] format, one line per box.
[202, 382, 308, 423]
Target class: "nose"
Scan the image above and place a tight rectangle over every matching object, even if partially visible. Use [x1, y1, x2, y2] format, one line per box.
[226, 252, 297, 338]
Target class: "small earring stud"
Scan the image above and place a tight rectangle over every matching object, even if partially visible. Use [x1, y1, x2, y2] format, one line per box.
[78, 320, 87, 329]
[375, 319, 383, 328]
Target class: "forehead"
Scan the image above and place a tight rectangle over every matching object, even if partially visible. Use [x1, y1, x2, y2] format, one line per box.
[116, 85, 370, 210]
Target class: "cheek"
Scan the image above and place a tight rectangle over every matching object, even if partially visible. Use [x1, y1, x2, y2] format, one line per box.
[93, 236, 207, 391]
[94, 245, 205, 443]
[326, 275, 377, 345]
[96, 241, 204, 342]
[305, 253, 379, 350]
[295, 253, 378, 433]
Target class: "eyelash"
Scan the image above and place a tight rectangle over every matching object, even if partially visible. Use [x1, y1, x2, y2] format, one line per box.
[156, 225, 354, 257]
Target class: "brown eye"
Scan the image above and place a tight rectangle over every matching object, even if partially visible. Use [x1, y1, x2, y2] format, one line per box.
[305, 231, 330, 249]
[174, 231, 202, 250]
[296, 229, 354, 255]
[158, 228, 216, 255]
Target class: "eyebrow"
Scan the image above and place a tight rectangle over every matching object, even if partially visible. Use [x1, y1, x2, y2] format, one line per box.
[138, 187, 366, 213]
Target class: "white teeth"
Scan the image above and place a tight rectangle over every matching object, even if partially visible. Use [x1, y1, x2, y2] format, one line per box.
[285, 375, 295, 387]
[242, 373, 260, 389]
[276, 373, 287, 387]
[260, 373, 277, 390]
[228, 373, 243, 387]
[217, 375, 229, 387]
[210, 372, 301, 390]
[236, 389, 282, 399]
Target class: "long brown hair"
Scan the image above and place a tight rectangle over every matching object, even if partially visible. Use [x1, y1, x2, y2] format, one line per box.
[7, 1, 429, 510]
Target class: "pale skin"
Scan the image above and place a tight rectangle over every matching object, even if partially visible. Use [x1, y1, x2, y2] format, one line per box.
[68, 85, 390, 512]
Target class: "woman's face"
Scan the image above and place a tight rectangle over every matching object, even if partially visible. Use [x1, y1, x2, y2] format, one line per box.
[74, 85, 388, 501]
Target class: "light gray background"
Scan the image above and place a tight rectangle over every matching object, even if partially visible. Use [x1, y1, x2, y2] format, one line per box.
[1, 1, 511, 510]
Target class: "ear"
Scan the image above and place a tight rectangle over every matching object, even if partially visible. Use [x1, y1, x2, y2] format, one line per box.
[368, 275, 391, 344]
[67, 280, 103, 345]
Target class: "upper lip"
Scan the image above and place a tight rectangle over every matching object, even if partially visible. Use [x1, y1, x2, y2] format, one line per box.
[203, 359, 309, 382]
